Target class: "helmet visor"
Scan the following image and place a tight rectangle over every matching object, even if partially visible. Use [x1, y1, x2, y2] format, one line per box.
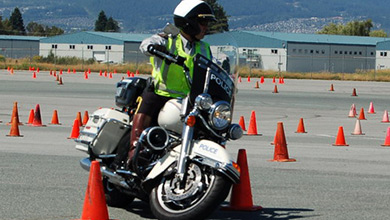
[198, 14, 217, 22]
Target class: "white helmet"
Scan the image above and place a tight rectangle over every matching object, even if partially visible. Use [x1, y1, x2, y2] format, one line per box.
[173, 0, 216, 36]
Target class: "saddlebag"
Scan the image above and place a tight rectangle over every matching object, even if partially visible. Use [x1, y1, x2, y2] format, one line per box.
[75, 108, 130, 155]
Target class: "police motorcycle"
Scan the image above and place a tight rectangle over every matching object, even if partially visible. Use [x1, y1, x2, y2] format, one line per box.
[75, 34, 242, 220]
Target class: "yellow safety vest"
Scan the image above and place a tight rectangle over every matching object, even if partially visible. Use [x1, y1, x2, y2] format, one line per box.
[151, 34, 211, 98]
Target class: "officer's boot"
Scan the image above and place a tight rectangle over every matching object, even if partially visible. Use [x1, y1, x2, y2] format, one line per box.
[126, 113, 152, 170]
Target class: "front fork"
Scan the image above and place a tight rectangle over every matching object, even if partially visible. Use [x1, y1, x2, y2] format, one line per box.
[176, 124, 194, 181]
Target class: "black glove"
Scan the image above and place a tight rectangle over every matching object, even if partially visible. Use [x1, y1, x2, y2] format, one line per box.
[148, 44, 168, 55]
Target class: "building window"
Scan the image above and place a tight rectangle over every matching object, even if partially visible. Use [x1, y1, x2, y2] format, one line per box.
[315, 50, 319, 54]
[310, 50, 314, 54]
[105, 45, 111, 50]
[335, 51, 338, 54]
[304, 49, 308, 54]
[271, 49, 278, 54]
[370, 52, 374, 56]
[359, 51, 362, 55]
[354, 51, 357, 55]
[52, 44, 58, 49]
[380, 52, 387, 57]
[87, 45, 93, 50]
[292, 49, 296, 53]
[69, 45, 75, 49]
[321, 50, 325, 54]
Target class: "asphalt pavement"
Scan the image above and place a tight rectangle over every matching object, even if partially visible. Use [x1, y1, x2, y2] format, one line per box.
[1, 69, 390, 220]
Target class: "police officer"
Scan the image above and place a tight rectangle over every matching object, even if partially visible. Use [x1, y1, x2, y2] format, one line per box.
[121, 0, 217, 170]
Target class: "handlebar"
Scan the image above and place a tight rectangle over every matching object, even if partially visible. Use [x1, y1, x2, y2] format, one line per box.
[147, 44, 186, 67]
[147, 44, 192, 86]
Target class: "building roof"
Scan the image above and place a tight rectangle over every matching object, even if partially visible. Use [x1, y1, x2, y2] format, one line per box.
[206, 31, 390, 48]
[377, 40, 390, 50]
[40, 31, 151, 45]
[243, 31, 390, 46]
[0, 35, 43, 41]
[205, 31, 286, 48]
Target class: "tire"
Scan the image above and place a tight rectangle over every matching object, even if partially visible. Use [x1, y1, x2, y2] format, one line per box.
[103, 177, 135, 208]
[149, 162, 232, 220]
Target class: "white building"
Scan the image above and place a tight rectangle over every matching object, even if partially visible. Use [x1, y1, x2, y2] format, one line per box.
[39, 31, 151, 64]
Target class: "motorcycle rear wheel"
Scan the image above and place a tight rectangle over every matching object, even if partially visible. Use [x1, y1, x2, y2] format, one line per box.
[149, 162, 232, 220]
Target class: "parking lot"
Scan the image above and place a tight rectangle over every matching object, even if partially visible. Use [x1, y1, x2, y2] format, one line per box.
[1, 69, 390, 219]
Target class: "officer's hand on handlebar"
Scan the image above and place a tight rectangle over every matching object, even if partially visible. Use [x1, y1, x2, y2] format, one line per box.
[148, 44, 168, 55]
[147, 44, 186, 67]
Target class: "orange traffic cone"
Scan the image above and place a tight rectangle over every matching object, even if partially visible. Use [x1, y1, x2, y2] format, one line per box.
[238, 76, 242, 83]
[270, 129, 277, 145]
[76, 161, 112, 220]
[295, 118, 307, 133]
[351, 119, 364, 135]
[68, 119, 80, 139]
[272, 85, 279, 93]
[333, 126, 349, 146]
[358, 108, 366, 120]
[76, 112, 83, 126]
[329, 84, 334, 91]
[32, 71, 37, 79]
[82, 111, 89, 126]
[381, 110, 389, 123]
[260, 76, 264, 84]
[84, 72, 89, 80]
[126, 70, 130, 77]
[254, 81, 259, 89]
[381, 127, 390, 147]
[109, 72, 113, 79]
[247, 111, 261, 135]
[367, 102, 376, 114]
[32, 104, 45, 127]
[136, 69, 139, 75]
[272, 76, 276, 83]
[49, 110, 61, 125]
[56, 74, 60, 82]
[352, 88, 358, 96]
[238, 116, 246, 131]
[247, 75, 251, 82]
[58, 77, 63, 85]
[27, 109, 34, 124]
[6, 117, 23, 137]
[7, 102, 22, 125]
[222, 149, 262, 211]
[348, 104, 357, 118]
[269, 122, 296, 162]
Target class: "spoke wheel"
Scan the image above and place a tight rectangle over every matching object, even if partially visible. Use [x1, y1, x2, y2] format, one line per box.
[149, 162, 232, 220]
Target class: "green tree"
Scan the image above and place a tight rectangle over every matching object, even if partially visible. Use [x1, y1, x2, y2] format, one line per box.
[105, 17, 120, 32]
[2, 18, 13, 35]
[45, 25, 65, 36]
[9, 7, 25, 35]
[95, 10, 108, 31]
[370, 29, 388, 37]
[205, 0, 229, 34]
[318, 19, 376, 37]
[26, 22, 45, 36]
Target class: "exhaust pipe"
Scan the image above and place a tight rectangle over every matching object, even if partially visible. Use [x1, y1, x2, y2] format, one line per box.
[80, 158, 131, 190]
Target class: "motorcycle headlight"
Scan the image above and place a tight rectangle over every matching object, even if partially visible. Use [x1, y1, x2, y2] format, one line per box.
[208, 101, 231, 130]
[195, 93, 213, 110]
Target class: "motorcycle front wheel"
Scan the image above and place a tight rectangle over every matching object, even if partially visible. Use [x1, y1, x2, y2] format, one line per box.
[149, 162, 232, 220]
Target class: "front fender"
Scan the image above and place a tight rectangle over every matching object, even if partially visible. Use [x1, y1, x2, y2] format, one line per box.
[145, 140, 240, 184]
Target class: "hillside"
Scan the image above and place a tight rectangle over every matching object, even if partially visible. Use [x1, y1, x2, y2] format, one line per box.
[0, 0, 389, 33]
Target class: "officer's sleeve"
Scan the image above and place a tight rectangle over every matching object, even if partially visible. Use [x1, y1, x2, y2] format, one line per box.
[140, 34, 168, 56]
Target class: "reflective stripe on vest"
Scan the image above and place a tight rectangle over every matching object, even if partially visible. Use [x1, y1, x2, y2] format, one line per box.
[151, 34, 211, 98]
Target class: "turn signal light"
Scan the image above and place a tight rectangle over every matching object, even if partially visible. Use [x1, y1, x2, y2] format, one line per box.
[186, 115, 196, 127]
[232, 162, 240, 173]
